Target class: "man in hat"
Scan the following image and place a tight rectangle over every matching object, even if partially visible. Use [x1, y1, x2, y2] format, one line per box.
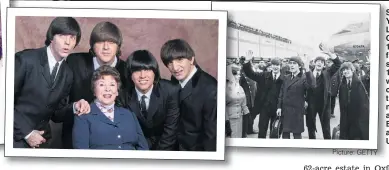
[276, 56, 316, 139]
[305, 50, 341, 140]
[242, 57, 285, 138]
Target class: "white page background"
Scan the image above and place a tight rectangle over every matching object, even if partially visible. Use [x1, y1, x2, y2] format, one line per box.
[1, 1, 388, 170]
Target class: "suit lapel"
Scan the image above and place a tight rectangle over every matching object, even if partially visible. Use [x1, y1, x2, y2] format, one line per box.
[146, 85, 159, 124]
[85, 54, 95, 80]
[91, 103, 116, 126]
[286, 73, 300, 89]
[180, 79, 193, 103]
[129, 88, 146, 124]
[39, 48, 51, 86]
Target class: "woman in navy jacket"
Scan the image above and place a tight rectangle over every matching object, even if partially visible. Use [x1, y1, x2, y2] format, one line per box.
[72, 65, 149, 150]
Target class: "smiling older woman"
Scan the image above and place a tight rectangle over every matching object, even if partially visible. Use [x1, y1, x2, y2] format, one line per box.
[72, 65, 149, 150]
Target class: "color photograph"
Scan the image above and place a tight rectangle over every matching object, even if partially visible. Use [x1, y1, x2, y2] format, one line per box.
[0, 0, 10, 145]
[4, 7, 227, 160]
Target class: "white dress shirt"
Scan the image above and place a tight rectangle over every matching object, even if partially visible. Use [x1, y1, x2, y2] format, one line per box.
[313, 69, 322, 78]
[180, 66, 198, 88]
[47, 46, 65, 81]
[135, 85, 153, 110]
[272, 72, 280, 80]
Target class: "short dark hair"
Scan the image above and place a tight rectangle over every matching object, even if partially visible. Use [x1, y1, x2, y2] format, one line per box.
[45, 17, 82, 47]
[126, 50, 160, 84]
[91, 65, 122, 93]
[314, 56, 326, 63]
[89, 21, 123, 57]
[160, 39, 195, 66]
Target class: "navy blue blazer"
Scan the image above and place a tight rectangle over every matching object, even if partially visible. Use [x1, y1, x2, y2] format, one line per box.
[72, 102, 149, 150]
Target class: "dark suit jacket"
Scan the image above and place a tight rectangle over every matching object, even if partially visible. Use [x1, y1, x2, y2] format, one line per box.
[239, 71, 256, 111]
[14, 47, 73, 148]
[306, 57, 341, 116]
[242, 62, 285, 116]
[62, 52, 128, 149]
[170, 66, 217, 151]
[277, 71, 316, 133]
[72, 102, 149, 150]
[338, 74, 369, 140]
[118, 79, 180, 150]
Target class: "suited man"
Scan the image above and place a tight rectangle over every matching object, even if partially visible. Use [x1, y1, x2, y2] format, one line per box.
[119, 50, 180, 150]
[160, 39, 217, 151]
[242, 58, 285, 138]
[14, 17, 90, 148]
[305, 48, 341, 140]
[276, 56, 316, 139]
[62, 21, 128, 149]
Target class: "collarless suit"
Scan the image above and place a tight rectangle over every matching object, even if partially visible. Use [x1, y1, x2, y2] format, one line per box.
[14, 47, 73, 148]
[62, 52, 128, 149]
[119, 79, 180, 150]
[170, 66, 217, 151]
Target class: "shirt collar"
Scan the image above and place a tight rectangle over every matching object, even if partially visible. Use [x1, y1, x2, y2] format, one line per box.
[93, 56, 118, 70]
[292, 70, 300, 78]
[273, 72, 280, 79]
[313, 69, 322, 77]
[135, 85, 153, 101]
[94, 99, 115, 110]
[180, 66, 198, 88]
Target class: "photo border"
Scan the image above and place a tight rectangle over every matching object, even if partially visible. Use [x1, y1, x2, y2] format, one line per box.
[4, 7, 227, 160]
[11, 1, 211, 11]
[212, 1, 380, 149]
[0, 0, 10, 145]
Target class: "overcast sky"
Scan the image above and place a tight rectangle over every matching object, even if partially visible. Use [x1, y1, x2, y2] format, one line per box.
[228, 11, 370, 55]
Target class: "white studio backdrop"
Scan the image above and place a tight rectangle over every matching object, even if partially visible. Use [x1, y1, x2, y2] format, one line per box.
[1, 1, 388, 170]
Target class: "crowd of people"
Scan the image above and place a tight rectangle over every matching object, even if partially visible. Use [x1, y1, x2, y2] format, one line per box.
[13, 17, 217, 151]
[226, 45, 370, 140]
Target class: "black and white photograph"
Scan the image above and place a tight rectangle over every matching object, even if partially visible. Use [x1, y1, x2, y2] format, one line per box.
[214, 2, 380, 149]
[4, 7, 227, 160]
[0, 0, 10, 145]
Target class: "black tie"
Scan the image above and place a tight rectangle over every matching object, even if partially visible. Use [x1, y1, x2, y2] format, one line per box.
[316, 72, 320, 79]
[51, 62, 59, 84]
[273, 74, 277, 82]
[140, 95, 147, 118]
[348, 81, 351, 89]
